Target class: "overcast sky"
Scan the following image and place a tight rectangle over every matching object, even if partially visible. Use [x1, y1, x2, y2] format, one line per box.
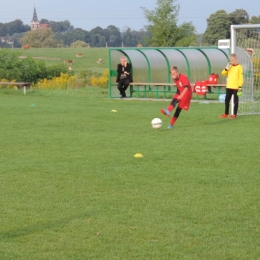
[0, 0, 259, 33]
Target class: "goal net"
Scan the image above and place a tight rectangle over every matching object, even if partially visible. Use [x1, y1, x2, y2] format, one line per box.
[231, 24, 260, 115]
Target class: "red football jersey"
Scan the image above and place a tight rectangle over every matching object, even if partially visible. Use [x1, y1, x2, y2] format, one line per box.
[173, 74, 192, 111]
[174, 74, 192, 94]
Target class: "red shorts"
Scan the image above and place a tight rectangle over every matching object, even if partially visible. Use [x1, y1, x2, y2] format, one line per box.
[174, 91, 192, 111]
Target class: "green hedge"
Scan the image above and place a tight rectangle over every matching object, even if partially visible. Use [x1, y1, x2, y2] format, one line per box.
[0, 49, 72, 83]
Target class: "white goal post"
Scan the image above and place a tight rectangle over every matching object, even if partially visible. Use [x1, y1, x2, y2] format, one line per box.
[230, 24, 260, 115]
[231, 24, 260, 53]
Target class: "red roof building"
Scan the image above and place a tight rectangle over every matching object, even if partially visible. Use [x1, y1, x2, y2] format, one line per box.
[39, 24, 49, 29]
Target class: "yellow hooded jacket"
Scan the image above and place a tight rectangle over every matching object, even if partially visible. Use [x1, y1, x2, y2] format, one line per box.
[221, 64, 243, 89]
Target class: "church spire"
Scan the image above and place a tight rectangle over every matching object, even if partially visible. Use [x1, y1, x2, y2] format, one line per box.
[32, 6, 39, 22]
[31, 6, 40, 30]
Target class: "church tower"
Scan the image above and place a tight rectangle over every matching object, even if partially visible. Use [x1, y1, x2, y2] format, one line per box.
[31, 7, 40, 30]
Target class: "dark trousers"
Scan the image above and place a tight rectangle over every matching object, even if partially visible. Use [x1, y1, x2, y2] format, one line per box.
[225, 88, 239, 115]
[117, 78, 130, 97]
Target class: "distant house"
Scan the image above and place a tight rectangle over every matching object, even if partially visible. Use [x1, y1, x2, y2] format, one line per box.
[31, 7, 49, 30]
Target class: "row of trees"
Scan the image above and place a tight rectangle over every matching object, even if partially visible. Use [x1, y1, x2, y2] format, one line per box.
[4, 0, 197, 48]
[0, 24, 150, 48]
[0, 19, 74, 38]
[17, 25, 150, 48]
[55, 26, 151, 47]
[203, 10, 260, 45]
[0, 20, 30, 37]
[0, 0, 260, 48]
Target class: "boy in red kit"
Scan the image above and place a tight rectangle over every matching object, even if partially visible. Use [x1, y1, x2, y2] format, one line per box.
[160, 66, 192, 129]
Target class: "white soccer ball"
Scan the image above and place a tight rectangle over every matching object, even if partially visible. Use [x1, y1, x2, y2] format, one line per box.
[151, 118, 162, 129]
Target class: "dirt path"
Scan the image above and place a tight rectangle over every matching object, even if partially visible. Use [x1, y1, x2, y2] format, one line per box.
[32, 57, 62, 61]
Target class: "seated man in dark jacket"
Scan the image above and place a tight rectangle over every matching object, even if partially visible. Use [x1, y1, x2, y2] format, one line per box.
[116, 56, 133, 98]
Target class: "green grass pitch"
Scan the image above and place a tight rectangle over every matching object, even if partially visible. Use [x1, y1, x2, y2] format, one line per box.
[0, 88, 260, 259]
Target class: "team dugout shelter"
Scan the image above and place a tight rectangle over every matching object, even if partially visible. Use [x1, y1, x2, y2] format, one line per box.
[108, 47, 232, 99]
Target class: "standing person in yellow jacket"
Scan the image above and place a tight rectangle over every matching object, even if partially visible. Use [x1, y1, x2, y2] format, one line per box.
[219, 53, 244, 119]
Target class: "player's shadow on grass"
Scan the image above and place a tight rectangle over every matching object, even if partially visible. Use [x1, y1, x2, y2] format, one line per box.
[207, 120, 233, 126]
[207, 117, 245, 125]
[0, 212, 89, 241]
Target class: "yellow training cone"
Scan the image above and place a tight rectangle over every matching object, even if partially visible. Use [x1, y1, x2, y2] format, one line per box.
[111, 110, 117, 112]
[134, 153, 143, 158]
